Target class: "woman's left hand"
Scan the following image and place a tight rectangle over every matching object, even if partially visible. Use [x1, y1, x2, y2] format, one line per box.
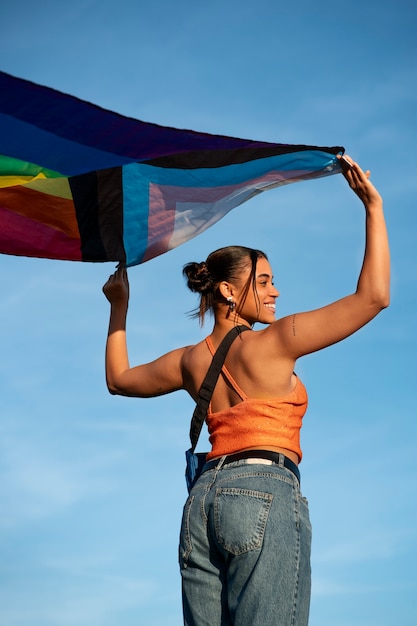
[103, 266, 130, 306]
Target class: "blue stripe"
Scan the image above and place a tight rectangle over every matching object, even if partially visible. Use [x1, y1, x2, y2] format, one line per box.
[0, 72, 271, 164]
[0, 113, 135, 176]
[0, 111, 341, 182]
[125, 150, 340, 188]
[122, 163, 151, 266]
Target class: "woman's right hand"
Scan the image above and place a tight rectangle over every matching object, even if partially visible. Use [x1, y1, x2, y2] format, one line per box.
[103, 266, 130, 306]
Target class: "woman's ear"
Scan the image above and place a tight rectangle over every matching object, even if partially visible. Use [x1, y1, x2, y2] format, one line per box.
[219, 281, 234, 300]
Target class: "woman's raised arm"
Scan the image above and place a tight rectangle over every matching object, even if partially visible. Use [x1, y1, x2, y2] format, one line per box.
[273, 156, 390, 359]
[103, 267, 186, 397]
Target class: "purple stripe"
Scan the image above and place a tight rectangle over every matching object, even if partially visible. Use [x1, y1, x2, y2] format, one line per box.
[0, 71, 274, 162]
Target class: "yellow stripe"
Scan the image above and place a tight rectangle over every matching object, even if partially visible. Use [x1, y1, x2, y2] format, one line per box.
[0, 172, 46, 188]
[0, 174, 72, 199]
[25, 176, 72, 200]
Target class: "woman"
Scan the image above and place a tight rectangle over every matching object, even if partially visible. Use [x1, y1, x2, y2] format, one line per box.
[103, 156, 389, 626]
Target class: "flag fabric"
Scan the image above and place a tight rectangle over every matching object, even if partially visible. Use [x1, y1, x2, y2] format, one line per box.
[0, 71, 344, 267]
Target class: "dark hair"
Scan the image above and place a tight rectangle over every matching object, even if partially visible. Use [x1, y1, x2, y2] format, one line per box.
[183, 246, 267, 325]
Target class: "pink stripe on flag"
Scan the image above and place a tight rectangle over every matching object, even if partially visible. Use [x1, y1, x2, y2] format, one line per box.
[142, 170, 313, 262]
[0, 205, 82, 260]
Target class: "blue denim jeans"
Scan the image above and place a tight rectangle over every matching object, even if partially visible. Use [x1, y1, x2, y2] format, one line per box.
[179, 456, 312, 626]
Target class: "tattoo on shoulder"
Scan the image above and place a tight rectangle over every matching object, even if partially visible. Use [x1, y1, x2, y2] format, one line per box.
[292, 314, 296, 337]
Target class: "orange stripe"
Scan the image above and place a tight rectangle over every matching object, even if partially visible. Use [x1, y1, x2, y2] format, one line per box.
[0, 185, 80, 239]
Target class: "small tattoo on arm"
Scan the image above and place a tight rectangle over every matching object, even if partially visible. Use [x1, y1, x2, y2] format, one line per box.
[292, 314, 296, 337]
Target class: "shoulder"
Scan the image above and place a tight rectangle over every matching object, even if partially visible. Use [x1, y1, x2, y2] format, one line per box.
[233, 323, 287, 355]
[180, 338, 216, 398]
[252, 316, 298, 357]
[228, 323, 296, 375]
[180, 339, 210, 370]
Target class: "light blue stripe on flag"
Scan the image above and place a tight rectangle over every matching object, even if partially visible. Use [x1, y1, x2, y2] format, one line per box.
[132, 150, 340, 188]
[122, 163, 151, 266]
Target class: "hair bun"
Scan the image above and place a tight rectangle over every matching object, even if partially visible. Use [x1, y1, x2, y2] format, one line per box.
[183, 261, 213, 294]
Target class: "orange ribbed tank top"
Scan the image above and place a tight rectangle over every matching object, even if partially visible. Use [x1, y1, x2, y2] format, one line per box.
[204, 336, 308, 462]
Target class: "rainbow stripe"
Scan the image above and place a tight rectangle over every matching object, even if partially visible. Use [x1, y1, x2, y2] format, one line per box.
[0, 71, 344, 266]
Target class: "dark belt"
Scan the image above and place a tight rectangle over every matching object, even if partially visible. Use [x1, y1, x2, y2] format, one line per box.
[202, 449, 300, 483]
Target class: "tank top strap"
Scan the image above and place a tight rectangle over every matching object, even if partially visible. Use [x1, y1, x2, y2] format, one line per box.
[205, 336, 248, 401]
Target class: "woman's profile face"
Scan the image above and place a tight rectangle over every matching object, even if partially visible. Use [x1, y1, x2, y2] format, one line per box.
[235, 256, 279, 325]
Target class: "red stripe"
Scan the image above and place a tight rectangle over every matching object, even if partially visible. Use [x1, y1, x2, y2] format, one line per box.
[0, 205, 82, 260]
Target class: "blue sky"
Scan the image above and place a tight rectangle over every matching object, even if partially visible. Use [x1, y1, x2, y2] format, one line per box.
[0, 1, 416, 624]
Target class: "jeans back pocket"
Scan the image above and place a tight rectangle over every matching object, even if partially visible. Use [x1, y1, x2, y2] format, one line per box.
[214, 487, 273, 555]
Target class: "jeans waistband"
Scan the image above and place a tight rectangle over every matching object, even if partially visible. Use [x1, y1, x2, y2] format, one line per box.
[202, 450, 300, 484]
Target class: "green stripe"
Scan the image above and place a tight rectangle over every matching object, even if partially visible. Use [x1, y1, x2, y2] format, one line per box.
[0, 154, 62, 178]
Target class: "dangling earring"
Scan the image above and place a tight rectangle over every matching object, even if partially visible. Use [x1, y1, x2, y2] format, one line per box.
[227, 297, 236, 312]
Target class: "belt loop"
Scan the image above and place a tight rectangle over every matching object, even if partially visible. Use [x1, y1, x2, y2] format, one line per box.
[278, 453, 285, 469]
[215, 455, 227, 471]
[206, 455, 227, 490]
